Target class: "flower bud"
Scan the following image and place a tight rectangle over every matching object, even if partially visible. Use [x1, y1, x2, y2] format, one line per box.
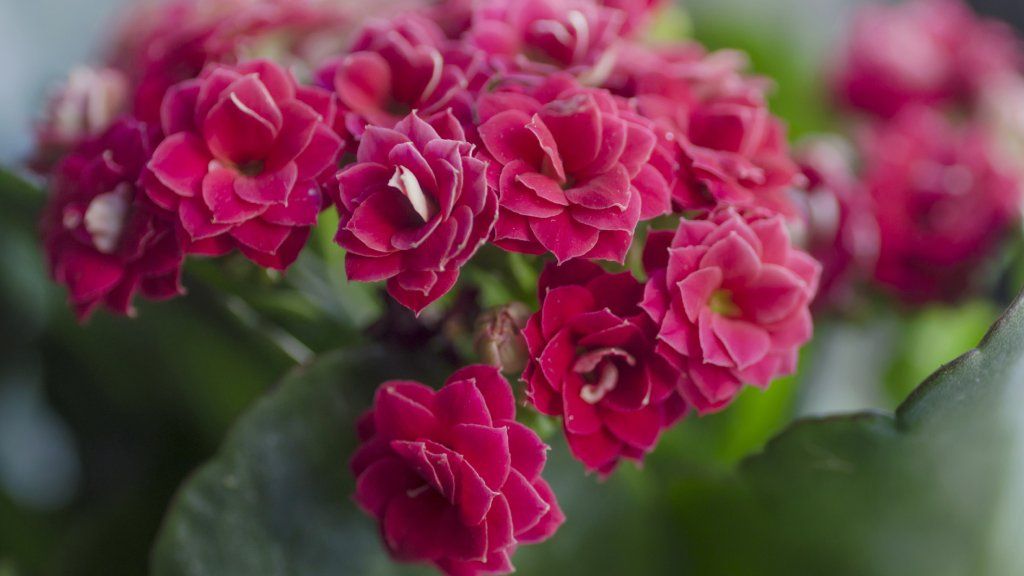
[475, 302, 531, 374]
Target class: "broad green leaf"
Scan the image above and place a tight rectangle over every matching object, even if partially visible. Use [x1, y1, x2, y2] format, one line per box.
[150, 349, 447, 576]
[692, 290, 1024, 576]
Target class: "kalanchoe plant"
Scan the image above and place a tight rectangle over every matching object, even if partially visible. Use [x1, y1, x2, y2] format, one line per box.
[30, 0, 890, 574]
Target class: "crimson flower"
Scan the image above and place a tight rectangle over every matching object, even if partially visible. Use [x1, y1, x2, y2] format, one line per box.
[863, 108, 1022, 303]
[523, 261, 686, 475]
[352, 365, 564, 576]
[642, 208, 820, 413]
[42, 119, 184, 320]
[335, 113, 496, 314]
[468, 0, 625, 81]
[477, 74, 669, 263]
[794, 137, 879, 311]
[317, 14, 467, 138]
[609, 45, 800, 217]
[833, 0, 1022, 118]
[145, 59, 341, 270]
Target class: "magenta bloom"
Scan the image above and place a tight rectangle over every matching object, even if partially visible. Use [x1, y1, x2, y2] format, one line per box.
[335, 113, 496, 314]
[42, 119, 184, 320]
[597, 0, 665, 35]
[32, 67, 129, 173]
[144, 59, 341, 270]
[863, 108, 1022, 303]
[318, 15, 466, 136]
[833, 0, 1022, 118]
[522, 261, 686, 475]
[468, 0, 625, 79]
[477, 75, 669, 263]
[795, 137, 879, 311]
[642, 208, 820, 414]
[608, 45, 800, 217]
[351, 365, 564, 576]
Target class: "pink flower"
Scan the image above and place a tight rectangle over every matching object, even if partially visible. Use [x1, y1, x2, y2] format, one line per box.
[467, 0, 625, 81]
[477, 74, 669, 263]
[42, 119, 184, 320]
[863, 108, 1023, 303]
[794, 137, 879, 311]
[642, 208, 820, 414]
[833, 0, 1022, 118]
[596, 0, 665, 35]
[608, 45, 800, 217]
[32, 67, 129, 173]
[522, 261, 686, 475]
[317, 15, 467, 137]
[113, 0, 362, 123]
[144, 60, 342, 270]
[351, 365, 564, 576]
[335, 113, 496, 314]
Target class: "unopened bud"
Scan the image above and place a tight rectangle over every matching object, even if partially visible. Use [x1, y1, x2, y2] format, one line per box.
[475, 302, 531, 375]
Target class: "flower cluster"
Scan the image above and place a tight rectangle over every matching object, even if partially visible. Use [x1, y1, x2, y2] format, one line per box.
[810, 0, 1024, 308]
[35, 0, 822, 574]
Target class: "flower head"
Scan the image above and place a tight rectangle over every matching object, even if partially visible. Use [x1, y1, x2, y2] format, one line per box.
[609, 45, 799, 216]
[144, 59, 342, 270]
[642, 208, 820, 413]
[523, 261, 686, 475]
[352, 365, 564, 576]
[468, 0, 625, 82]
[335, 113, 496, 314]
[863, 108, 1023, 303]
[795, 137, 879, 311]
[32, 67, 129, 173]
[477, 74, 669, 263]
[833, 0, 1022, 118]
[42, 119, 184, 320]
[317, 14, 467, 138]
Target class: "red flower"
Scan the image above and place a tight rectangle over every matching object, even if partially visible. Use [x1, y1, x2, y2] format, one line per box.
[477, 74, 669, 263]
[642, 208, 820, 414]
[352, 365, 564, 576]
[42, 119, 184, 320]
[468, 0, 625, 82]
[317, 14, 467, 137]
[608, 45, 800, 217]
[596, 0, 665, 35]
[32, 67, 129, 174]
[794, 137, 879, 311]
[522, 261, 686, 475]
[144, 60, 342, 270]
[833, 0, 1022, 118]
[113, 0, 359, 123]
[863, 108, 1023, 303]
[335, 113, 496, 314]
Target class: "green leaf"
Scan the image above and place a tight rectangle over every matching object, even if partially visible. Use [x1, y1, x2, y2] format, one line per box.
[709, 291, 1024, 576]
[150, 349, 447, 576]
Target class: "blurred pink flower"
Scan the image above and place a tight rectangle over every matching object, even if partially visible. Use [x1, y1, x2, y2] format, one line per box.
[794, 137, 879, 311]
[522, 261, 686, 475]
[32, 67, 129, 173]
[833, 0, 1022, 118]
[352, 365, 564, 576]
[144, 60, 341, 270]
[642, 208, 820, 413]
[42, 119, 184, 320]
[863, 108, 1023, 303]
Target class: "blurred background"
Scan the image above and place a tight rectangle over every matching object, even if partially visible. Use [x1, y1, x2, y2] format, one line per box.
[2, 1, 1024, 575]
